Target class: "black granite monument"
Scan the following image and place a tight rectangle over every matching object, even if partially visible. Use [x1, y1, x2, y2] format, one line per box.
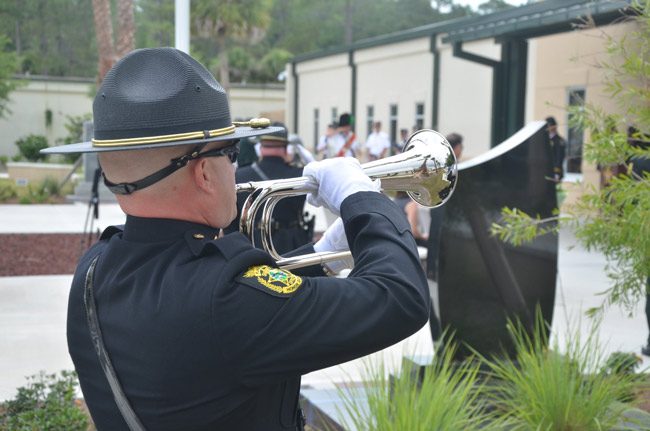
[437, 121, 558, 360]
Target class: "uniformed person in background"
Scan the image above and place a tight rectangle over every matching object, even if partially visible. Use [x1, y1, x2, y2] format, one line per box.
[225, 123, 313, 254]
[41, 48, 430, 431]
[546, 116, 566, 181]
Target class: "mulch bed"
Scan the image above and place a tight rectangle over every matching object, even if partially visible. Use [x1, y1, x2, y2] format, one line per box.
[0, 233, 98, 276]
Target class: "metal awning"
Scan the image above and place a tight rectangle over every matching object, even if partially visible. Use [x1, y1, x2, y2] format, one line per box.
[443, 0, 633, 43]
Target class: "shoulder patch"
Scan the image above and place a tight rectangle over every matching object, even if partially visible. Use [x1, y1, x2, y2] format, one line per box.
[239, 265, 303, 297]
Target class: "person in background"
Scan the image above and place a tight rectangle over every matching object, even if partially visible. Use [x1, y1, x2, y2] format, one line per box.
[334, 113, 361, 158]
[287, 133, 315, 168]
[394, 192, 429, 247]
[226, 123, 313, 254]
[427, 133, 463, 280]
[546, 116, 566, 181]
[236, 136, 257, 167]
[365, 121, 391, 161]
[316, 122, 338, 160]
[393, 127, 410, 156]
[46, 48, 430, 431]
[425, 132, 464, 342]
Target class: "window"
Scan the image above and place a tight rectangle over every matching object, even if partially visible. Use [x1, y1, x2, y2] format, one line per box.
[567, 88, 585, 174]
[389, 104, 398, 146]
[313, 108, 319, 152]
[331, 107, 338, 125]
[415, 103, 424, 130]
[367, 105, 374, 137]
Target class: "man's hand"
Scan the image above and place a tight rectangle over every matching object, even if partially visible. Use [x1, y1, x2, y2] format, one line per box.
[313, 217, 354, 273]
[303, 158, 379, 216]
[314, 217, 348, 253]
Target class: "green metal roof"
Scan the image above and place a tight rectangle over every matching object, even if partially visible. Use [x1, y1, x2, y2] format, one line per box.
[292, 0, 633, 64]
[443, 0, 633, 43]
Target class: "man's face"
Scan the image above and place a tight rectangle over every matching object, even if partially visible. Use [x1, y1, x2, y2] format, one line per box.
[547, 124, 557, 135]
[201, 141, 238, 226]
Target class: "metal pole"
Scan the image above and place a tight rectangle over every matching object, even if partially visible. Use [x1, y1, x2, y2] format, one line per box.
[175, 0, 190, 54]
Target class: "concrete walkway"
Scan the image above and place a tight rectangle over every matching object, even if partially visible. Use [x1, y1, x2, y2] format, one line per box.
[0, 204, 648, 401]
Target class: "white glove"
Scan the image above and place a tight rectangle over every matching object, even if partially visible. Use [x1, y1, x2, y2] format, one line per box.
[314, 217, 354, 274]
[314, 217, 348, 253]
[303, 158, 380, 216]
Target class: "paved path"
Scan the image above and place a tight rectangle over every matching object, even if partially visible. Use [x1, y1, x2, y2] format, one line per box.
[0, 204, 648, 401]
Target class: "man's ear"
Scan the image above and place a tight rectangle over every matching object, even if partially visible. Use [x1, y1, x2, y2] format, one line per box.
[192, 158, 212, 193]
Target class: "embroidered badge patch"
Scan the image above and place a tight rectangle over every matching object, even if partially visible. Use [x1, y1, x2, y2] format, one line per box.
[241, 265, 303, 297]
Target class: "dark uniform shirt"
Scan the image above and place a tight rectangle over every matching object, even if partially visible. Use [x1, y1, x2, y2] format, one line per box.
[226, 156, 310, 254]
[550, 133, 566, 180]
[67, 192, 429, 430]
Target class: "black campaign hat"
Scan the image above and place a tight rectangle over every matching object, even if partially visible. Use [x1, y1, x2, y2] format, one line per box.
[41, 47, 281, 154]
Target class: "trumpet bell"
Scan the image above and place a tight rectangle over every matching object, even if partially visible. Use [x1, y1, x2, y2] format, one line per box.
[363, 129, 457, 207]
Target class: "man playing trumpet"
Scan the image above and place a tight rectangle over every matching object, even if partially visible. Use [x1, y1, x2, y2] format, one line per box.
[43, 48, 430, 431]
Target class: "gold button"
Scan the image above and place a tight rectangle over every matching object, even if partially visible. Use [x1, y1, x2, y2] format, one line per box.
[193, 233, 205, 239]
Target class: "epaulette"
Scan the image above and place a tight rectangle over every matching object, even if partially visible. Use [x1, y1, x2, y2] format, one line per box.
[99, 225, 124, 240]
[184, 230, 256, 259]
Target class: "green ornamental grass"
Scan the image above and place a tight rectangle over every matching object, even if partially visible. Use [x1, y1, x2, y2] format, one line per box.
[337, 343, 497, 431]
[479, 314, 639, 431]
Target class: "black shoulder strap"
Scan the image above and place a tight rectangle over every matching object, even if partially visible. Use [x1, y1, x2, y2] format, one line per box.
[251, 162, 270, 181]
[83, 256, 146, 431]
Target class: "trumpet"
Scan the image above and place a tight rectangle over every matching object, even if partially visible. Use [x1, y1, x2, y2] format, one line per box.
[236, 129, 458, 270]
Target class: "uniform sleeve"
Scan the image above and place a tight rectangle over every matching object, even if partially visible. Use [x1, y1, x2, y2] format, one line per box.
[216, 192, 430, 386]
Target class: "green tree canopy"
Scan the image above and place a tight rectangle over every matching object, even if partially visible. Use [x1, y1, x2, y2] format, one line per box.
[0, 35, 20, 119]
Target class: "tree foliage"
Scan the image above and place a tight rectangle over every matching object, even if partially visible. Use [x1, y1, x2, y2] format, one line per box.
[192, 0, 273, 89]
[0, 35, 19, 119]
[0, 0, 519, 83]
[491, 1, 650, 313]
[0, 0, 513, 83]
[0, 0, 97, 77]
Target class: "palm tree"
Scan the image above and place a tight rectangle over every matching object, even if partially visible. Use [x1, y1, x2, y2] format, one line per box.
[192, 0, 271, 91]
[92, 0, 134, 83]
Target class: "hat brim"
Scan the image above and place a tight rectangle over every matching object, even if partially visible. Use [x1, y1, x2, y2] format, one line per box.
[259, 136, 289, 146]
[41, 126, 284, 154]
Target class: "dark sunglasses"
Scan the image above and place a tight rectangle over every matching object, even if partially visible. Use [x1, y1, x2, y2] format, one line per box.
[191, 140, 240, 164]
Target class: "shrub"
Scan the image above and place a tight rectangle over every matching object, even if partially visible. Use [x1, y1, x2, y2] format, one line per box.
[0, 370, 90, 431]
[0, 155, 7, 167]
[0, 179, 17, 202]
[18, 177, 66, 204]
[15, 135, 48, 162]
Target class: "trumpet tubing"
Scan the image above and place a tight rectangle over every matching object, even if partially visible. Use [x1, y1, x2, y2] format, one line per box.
[236, 129, 458, 269]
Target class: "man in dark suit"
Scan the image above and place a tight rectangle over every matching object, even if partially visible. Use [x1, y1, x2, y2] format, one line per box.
[226, 123, 313, 254]
[546, 116, 566, 181]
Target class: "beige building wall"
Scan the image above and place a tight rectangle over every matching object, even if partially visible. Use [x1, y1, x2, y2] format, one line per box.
[438, 38, 500, 159]
[355, 38, 433, 145]
[228, 84, 285, 122]
[0, 77, 93, 158]
[531, 21, 638, 198]
[295, 53, 352, 150]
